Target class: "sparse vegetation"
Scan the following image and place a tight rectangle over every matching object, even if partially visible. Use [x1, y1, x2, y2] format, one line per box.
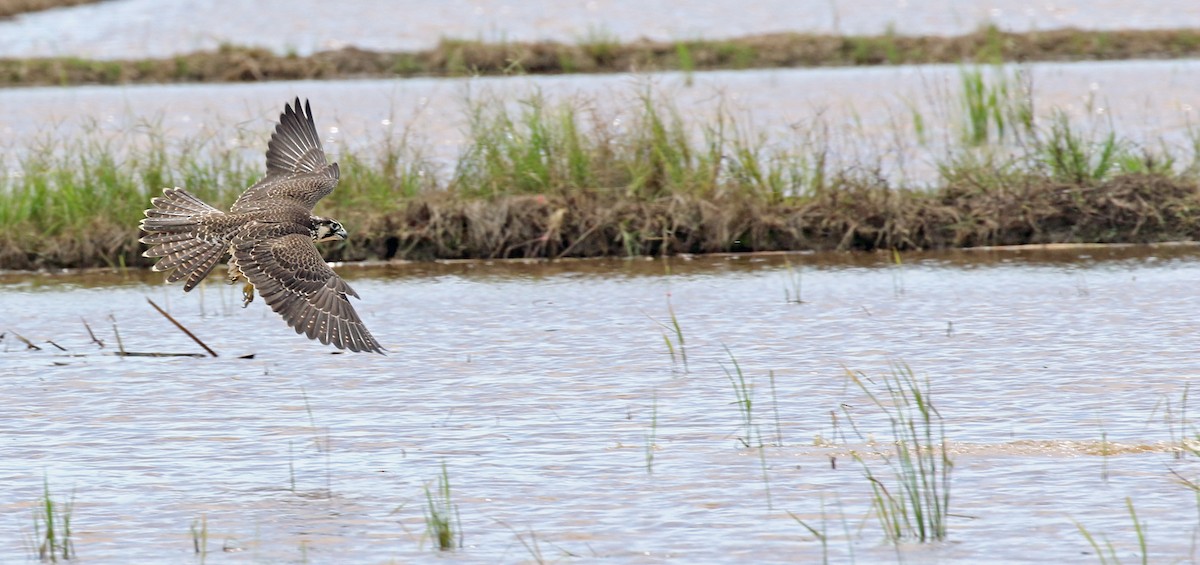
[31, 477, 75, 562]
[1075, 497, 1148, 565]
[423, 462, 461, 552]
[722, 346, 756, 449]
[645, 390, 659, 474]
[3, 75, 1200, 271]
[659, 294, 688, 373]
[190, 515, 208, 560]
[844, 363, 952, 543]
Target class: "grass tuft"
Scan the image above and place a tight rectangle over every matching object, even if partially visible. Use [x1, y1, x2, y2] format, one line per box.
[1038, 111, 1120, 184]
[424, 461, 462, 551]
[32, 476, 75, 562]
[845, 363, 952, 543]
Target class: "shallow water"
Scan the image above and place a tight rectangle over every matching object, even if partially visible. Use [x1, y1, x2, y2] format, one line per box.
[2, 0, 1199, 59]
[2, 59, 1199, 185]
[3, 246, 1200, 562]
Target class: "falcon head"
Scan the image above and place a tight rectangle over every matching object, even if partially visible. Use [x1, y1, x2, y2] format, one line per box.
[312, 217, 347, 243]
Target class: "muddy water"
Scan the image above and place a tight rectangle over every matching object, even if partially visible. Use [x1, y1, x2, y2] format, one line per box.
[2, 59, 1199, 185]
[2, 0, 1200, 59]
[3, 246, 1200, 562]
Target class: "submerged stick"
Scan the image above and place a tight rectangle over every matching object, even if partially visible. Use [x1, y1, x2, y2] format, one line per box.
[81, 317, 104, 348]
[112, 351, 208, 358]
[10, 331, 41, 351]
[109, 314, 125, 356]
[146, 298, 218, 358]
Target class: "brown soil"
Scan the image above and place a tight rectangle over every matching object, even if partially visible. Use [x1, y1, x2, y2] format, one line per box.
[3, 26, 1200, 87]
[4, 172, 1197, 271]
[325, 173, 1200, 263]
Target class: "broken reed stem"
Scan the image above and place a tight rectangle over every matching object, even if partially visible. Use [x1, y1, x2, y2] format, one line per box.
[81, 317, 104, 348]
[145, 297, 218, 357]
[11, 331, 41, 350]
[109, 314, 125, 355]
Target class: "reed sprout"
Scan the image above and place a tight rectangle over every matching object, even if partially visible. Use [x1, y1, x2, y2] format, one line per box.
[1075, 497, 1148, 565]
[32, 477, 75, 562]
[423, 462, 462, 551]
[845, 363, 952, 543]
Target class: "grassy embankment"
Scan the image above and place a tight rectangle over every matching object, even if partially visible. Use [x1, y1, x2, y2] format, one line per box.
[2, 69, 1200, 270]
[3, 26, 1200, 86]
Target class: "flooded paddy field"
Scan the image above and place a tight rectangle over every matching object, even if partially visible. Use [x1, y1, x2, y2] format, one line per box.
[4, 0, 1200, 59]
[4, 247, 1200, 562]
[3, 58, 1200, 185]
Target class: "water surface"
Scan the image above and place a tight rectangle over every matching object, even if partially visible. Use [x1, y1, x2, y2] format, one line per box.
[3, 247, 1200, 562]
[2, 0, 1199, 59]
[2, 59, 1198, 185]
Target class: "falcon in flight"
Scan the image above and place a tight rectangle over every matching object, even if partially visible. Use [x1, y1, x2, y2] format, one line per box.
[139, 98, 384, 354]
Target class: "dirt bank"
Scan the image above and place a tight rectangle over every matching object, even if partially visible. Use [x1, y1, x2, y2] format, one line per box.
[4, 26, 1200, 87]
[3, 172, 1197, 271]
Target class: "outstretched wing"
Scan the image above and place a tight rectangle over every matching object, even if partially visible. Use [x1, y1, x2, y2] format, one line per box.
[233, 226, 384, 354]
[231, 97, 340, 213]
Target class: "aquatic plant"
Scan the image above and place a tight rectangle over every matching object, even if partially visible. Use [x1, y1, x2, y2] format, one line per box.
[789, 503, 830, 565]
[845, 363, 952, 543]
[722, 346, 755, 448]
[190, 514, 208, 559]
[1162, 383, 1200, 460]
[513, 527, 548, 564]
[645, 390, 659, 474]
[295, 387, 333, 498]
[659, 294, 688, 373]
[31, 477, 75, 562]
[423, 462, 462, 551]
[768, 370, 784, 447]
[719, 346, 774, 507]
[1074, 497, 1147, 565]
[782, 258, 804, 304]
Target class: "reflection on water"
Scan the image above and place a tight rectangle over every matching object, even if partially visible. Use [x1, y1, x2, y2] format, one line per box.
[2, 0, 1199, 59]
[3, 246, 1200, 562]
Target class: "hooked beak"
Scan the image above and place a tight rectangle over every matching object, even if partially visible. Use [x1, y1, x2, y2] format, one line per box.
[316, 226, 348, 243]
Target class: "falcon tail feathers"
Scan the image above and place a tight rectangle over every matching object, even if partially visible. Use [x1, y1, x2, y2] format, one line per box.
[139, 187, 228, 292]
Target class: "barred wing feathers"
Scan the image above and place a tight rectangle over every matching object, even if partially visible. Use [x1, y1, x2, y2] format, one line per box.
[232, 226, 384, 354]
[231, 97, 339, 213]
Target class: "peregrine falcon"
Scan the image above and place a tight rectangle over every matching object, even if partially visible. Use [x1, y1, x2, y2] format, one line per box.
[139, 98, 384, 354]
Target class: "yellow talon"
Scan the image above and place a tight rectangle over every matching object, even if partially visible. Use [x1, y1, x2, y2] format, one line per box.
[242, 282, 255, 308]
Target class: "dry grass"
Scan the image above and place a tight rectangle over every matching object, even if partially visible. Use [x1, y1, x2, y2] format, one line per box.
[325, 173, 1200, 264]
